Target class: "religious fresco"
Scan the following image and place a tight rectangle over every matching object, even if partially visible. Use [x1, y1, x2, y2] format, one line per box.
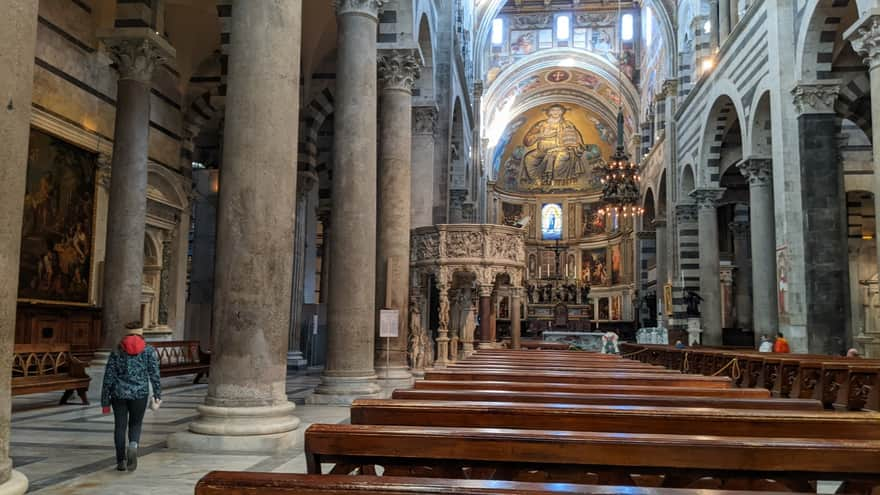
[581, 248, 608, 285]
[610, 244, 623, 285]
[582, 203, 606, 236]
[496, 104, 610, 193]
[18, 128, 96, 304]
[541, 203, 563, 240]
[501, 202, 525, 227]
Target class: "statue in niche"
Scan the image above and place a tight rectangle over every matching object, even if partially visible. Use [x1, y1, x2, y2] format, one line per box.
[519, 105, 601, 187]
[409, 301, 432, 370]
[684, 290, 703, 316]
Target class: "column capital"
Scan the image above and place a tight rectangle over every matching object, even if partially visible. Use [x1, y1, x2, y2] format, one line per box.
[729, 221, 750, 239]
[413, 106, 438, 135]
[690, 188, 725, 209]
[652, 218, 668, 229]
[101, 34, 174, 83]
[335, 0, 385, 19]
[738, 158, 772, 186]
[675, 203, 699, 224]
[378, 49, 421, 92]
[845, 14, 880, 70]
[661, 79, 678, 99]
[478, 285, 494, 297]
[791, 80, 841, 114]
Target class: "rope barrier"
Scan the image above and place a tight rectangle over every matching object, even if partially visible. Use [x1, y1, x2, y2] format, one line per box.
[682, 351, 690, 373]
[712, 357, 742, 380]
[620, 347, 650, 359]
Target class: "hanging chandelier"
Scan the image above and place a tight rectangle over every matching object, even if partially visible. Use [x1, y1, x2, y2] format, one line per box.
[598, 110, 643, 217]
[598, 0, 642, 218]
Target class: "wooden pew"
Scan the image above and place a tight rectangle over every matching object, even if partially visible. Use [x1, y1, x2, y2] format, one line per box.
[12, 344, 91, 405]
[152, 340, 211, 384]
[447, 363, 680, 373]
[350, 400, 880, 439]
[424, 370, 733, 388]
[304, 424, 880, 491]
[196, 472, 810, 495]
[413, 380, 772, 397]
[391, 389, 823, 411]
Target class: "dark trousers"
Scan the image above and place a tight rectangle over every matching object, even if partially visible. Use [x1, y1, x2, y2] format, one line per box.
[111, 397, 148, 462]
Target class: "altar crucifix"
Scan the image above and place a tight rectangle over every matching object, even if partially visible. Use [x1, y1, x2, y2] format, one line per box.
[548, 239, 566, 279]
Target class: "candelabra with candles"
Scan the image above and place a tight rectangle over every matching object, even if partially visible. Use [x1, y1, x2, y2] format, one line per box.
[597, 110, 643, 218]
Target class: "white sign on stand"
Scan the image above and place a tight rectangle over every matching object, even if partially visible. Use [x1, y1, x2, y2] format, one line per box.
[379, 309, 399, 338]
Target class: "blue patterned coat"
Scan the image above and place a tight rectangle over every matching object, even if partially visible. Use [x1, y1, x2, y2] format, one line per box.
[100, 346, 162, 407]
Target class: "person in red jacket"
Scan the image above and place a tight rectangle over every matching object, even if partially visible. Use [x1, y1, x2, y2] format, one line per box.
[773, 332, 791, 353]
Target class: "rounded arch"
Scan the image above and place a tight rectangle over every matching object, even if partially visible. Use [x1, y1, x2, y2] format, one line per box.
[147, 163, 187, 209]
[749, 89, 773, 159]
[680, 164, 696, 199]
[699, 93, 746, 188]
[642, 188, 657, 229]
[795, 0, 861, 81]
[657, 170, 668, 216]
[415, 11, 436, 101]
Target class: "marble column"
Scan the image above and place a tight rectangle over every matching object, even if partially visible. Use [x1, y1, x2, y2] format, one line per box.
[729, 220, 752, 330]
[478, 285, 493, 345]
[849, 17, 880, 354]
[375, 50, 420, 389]
[738, 159, 777, 338]
[510, 288, 522, 350]
[100, 34, 173, 346]
[653, 219, 668, 327]
[691, 188, 725, 345]
[289, 171, 317, 369]
[411, 107, 438, 228]
[0, 2, 38, 493]
[168, 0, 302, 453]
[718, 0, 731, 44]
[311, 0, 384, 403]
[791, 81, 849, 355]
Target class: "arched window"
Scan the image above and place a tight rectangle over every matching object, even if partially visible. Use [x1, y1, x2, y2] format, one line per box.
[645, 7, 653, 45]
[556, 14, 571, 41]
[492, 18, 504, 45]
[621, 14, 634, 41]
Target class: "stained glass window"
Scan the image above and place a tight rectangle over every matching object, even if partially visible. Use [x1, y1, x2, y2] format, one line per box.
[542, 203, 563, 240]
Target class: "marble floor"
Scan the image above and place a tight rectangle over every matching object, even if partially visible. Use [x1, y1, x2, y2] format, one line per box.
[10, 371, 349, 495]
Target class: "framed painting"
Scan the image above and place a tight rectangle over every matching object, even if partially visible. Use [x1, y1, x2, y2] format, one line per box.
[18, 128, 97, 305]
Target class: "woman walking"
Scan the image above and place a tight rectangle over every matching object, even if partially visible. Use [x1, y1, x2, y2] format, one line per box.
[101, 322, 161, 472]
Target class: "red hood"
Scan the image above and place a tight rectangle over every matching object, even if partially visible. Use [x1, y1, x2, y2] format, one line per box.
[120, 335, 146, 355]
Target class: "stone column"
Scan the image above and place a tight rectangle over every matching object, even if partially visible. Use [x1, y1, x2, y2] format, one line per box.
[435, 280, 450, 367]
[311, 0, 384, 403]
[739, 158, 779, 340]
[718, 0, 731, 44]
[653, 219, 668, 327]
[375, 50, 420, 389]
[318, 210, 331, 304]
[510, 288, 522, 349]
[729, 220, 752, 330]
[791, 81, 849, 355]
[100, 33, 174, 346]
[691, 188, 725, 345]
[288, 171, 317, 369]
[168, 0, 302, 453]
[0, 2, 38, 493]
[708, 0, 721, 49]
[411, 107, 438, 228]
[478, 285, 493, 345]
[848, 17, 880, 334]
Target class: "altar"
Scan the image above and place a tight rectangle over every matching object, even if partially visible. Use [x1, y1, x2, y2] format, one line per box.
[541, 331, 605, 351]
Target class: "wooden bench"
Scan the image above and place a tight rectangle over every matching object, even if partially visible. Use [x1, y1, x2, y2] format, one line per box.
[391, 389, 823, 410]
[424, 370, 733, 388]
[448, 363, 679, 373]
[414, 380, 771, 397]
[12, 344, 91, 405]
[517, 340, 572, 350]
[304, 424, 880, 491]
[351, 399, 880, 439]
[195, 472, 814, 495]
[152, 340, 210, 384]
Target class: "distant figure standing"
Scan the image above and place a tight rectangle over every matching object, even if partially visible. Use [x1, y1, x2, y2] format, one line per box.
[674, 340, 686, 350]
[846, 348, 861, 358]
[773, 332, 791, 353]
[101, 322, 161, 472]
[758, 334, 773, 353]
[601, 331, 620, 354]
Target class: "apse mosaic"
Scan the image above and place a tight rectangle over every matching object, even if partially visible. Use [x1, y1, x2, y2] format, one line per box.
[495, 104, 611, 193]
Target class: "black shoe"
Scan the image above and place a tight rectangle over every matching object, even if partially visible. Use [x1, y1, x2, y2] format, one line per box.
[116, 461, 126, 472]
[126, 445, 138, 472]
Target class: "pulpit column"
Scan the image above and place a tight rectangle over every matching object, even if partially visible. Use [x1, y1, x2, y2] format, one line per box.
[0, 2, 38, 493]
[478, 285, 493, 345]
[510, 288, 522, 350]
[435, 280, 451, 368]
[311, 0, 385, 403]
[168, 0, 302, 453]
[691, 188, 725, 345]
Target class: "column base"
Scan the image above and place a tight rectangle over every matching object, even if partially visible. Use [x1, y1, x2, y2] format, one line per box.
[86, 351, 111, 402]
[167, 402, 300, 454]
[0, 471, 28, 495]
[476, 341, 502, 350]
[287, 351, 308, 370]
[306, 373, 383, 405]
[375, 365, 414, 390]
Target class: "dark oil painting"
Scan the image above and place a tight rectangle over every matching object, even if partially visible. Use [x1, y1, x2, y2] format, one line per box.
[18, 128, 96, 304]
